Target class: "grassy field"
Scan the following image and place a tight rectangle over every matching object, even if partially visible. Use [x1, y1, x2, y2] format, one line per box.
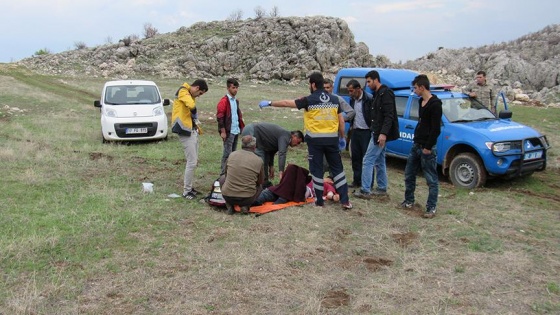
[1, 65, 559, 314]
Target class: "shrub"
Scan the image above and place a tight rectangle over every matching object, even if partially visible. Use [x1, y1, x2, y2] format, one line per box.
[254, 6, 266, 19]
[74, 41, 87, 50]
[143, 23, 159, 39]
[121, 34, 139, 47]
[227, 9, 243, 21]
[269, 6, 279, 17]
[34, 48, 51, 56]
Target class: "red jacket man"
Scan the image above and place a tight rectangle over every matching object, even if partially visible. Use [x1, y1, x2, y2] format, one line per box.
[216, 78, 245, 174]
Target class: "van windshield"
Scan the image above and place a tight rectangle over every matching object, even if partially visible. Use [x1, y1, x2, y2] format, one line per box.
[104, 85, 160, 105]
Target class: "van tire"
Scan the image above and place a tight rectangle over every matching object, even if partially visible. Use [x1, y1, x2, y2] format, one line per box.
[449, 153, 486, 189]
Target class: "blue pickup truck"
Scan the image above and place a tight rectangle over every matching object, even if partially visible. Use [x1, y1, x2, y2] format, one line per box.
[333, 68, 550, 188]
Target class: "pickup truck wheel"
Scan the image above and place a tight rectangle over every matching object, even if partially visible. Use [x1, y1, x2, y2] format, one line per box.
[449, 153, 487, 189]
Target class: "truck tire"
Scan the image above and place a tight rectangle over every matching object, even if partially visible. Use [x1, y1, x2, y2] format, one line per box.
[449, 153, 487, 189]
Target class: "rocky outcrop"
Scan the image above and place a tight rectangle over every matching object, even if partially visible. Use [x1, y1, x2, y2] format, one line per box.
[15, 18, 560, 105]
[401, 24, 560, 105]
[17, 16, 381, 81]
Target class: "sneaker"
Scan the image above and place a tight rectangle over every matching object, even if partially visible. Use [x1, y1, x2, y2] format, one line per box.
[190, 188, 200, 196]
[226, 203, 235, 215]
[353, 190, 373, 200]
[240, 206, 250, 215]
[182, 191, 197, 200]
[342, 202, 353, 210]
[423, 207, 436, 218]
[371, 189, 388, 196]
[348, 182, 360, 188]
[400, 201, 413, 209]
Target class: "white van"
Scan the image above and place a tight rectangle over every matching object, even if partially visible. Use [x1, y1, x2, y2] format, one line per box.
[94, 80, 170, 142]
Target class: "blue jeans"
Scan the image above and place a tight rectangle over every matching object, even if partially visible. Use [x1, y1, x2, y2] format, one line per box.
[404, 144, 439, 209]
[360, 135, 387, 193]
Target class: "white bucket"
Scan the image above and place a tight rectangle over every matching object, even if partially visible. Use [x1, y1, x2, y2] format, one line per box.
[142, 182, 154, 193]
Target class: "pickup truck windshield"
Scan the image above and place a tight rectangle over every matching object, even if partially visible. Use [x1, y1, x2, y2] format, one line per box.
[443, 97, 496, 122]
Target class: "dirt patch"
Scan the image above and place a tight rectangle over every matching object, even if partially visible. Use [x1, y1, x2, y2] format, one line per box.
[249, 224, 274, 233]
[511, 188, 560, 203]
[396, 202, 425, 217]
[89, 152, 113, 161]
[334, 227, 352, 240]
[130, 156, 147, 164]
[321, 289, 350, 308]
[391, 231, 419, 248]
[363, 257, 393, 271]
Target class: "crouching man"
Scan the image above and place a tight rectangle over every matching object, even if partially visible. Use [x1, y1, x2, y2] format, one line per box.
[220, 135, 265, 215]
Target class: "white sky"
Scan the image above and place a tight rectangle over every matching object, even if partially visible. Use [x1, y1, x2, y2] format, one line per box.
[1, 0, 558, 63]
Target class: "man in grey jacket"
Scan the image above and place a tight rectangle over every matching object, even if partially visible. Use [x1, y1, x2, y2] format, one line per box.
[324, 78, 355, 123]
[242, 122, 304, 186]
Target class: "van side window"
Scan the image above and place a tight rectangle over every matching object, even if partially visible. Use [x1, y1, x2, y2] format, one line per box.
[409, 98, 420, 121]
[337, 77, 367, 96]
[396, 96, 408, 117]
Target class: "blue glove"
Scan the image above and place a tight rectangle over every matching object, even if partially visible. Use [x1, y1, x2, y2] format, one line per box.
[259, 100, 271, 109]
[338, 137, 346, 151]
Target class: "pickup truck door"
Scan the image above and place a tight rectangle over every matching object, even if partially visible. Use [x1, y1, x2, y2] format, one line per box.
[387, 95, 417, 158]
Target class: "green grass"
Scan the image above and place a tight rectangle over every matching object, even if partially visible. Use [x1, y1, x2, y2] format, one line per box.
[1, 65, 560, 314]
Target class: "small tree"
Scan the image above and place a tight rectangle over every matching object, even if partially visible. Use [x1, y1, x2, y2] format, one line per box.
[254, 6, 266, 19]
[34, 48, 51, 56]
[74, 41, 87, 50]
[227, 9, 243, 21]
[143, 23, 158, 39]
[269, 6, 279, 17]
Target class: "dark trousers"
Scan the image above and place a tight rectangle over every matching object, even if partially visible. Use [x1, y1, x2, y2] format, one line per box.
[307, 140, 349, 206]
[350, 129, 372, 185]
[219, 175, 262, 207]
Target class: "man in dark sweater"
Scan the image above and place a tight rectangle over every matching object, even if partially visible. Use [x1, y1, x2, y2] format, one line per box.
[401, 74, 443, 218]
[241, 122, 304, 185]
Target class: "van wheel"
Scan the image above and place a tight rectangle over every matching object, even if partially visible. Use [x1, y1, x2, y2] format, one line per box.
[449, 153, 486, 189]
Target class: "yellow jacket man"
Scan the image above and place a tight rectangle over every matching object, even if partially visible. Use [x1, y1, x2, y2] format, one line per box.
[172, 79, 208, 199]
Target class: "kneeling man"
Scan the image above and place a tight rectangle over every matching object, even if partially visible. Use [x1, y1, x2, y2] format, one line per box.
[221, 135, 265, 214]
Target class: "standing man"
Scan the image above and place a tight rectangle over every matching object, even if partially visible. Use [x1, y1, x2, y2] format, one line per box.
[401, 75, 442, 218]
[241, 122, 304, 186]
[463, 70, 495, 114]
[258, 72, 352, 210]
[221, 135, 265, 215]
[216, 78, 245, 175]
[355, 70, 399, 198]
[171, 79, 208, 200]
[324, 78, 355, 123]
[346, 80, 373, 188]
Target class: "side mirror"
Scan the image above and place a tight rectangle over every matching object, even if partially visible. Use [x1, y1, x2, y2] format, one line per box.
[498, 110, 512, 119]
[94, 100, 101, 108]
[163, 99, 171, 106]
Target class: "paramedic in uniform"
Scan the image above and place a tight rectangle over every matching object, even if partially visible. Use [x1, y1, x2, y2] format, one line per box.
[258, 72, 352, 210]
